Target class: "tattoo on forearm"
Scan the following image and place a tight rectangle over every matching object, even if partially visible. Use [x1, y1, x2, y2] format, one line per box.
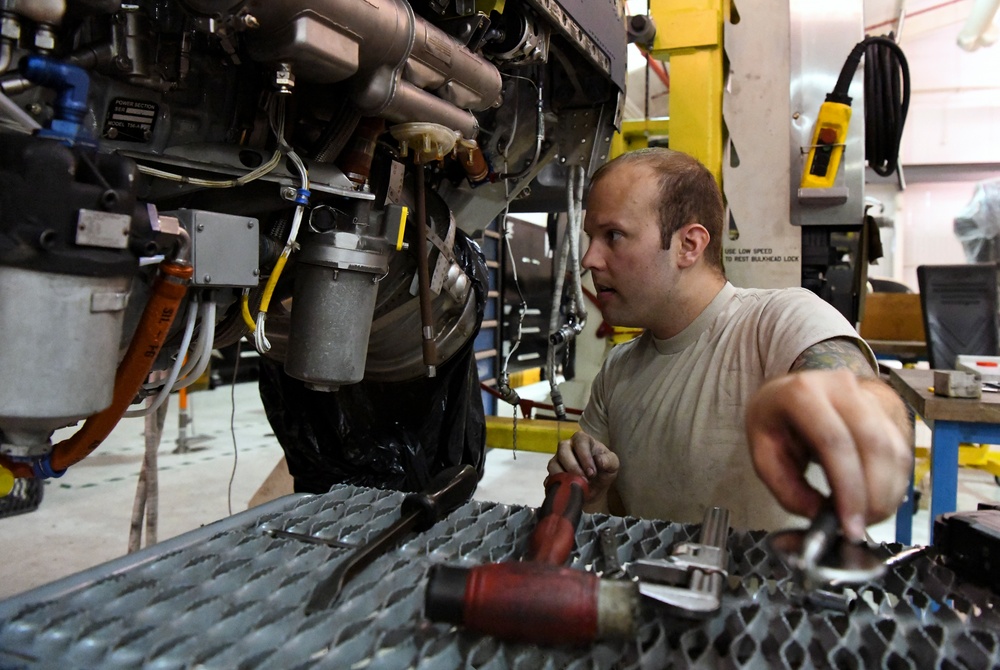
[790, 337, 876, 378]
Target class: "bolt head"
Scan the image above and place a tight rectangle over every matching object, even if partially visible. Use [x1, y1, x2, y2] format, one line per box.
[0, 17, 21, 40]
[34, 30, 56, 51]
[203, 274, 212, 283]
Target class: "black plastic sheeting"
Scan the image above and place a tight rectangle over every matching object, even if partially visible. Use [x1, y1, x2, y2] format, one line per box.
[258, 231, 487, 495]
[954, 179, 1000, 263]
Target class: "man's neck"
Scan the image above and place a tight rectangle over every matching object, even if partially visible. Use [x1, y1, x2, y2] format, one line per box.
[649, 271, 727, 340]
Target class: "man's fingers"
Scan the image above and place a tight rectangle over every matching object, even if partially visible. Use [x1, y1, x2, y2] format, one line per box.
[747, 371, 868, 537]
[571, 434, 600, 477]
[796, 390, 871, 540]
[818, 377, 910, 534]
[550, 433, 601, 478]
[849, 383, 912, 522]
[593, 447, 620, 477]
[546, 455, 566, 475]
[748, 422, 825, 519]
[748, 370, 911, 541]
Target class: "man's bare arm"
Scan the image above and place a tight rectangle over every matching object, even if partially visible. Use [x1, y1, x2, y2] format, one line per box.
[790, 337, 877, 377]
[790, 337, 911, 443]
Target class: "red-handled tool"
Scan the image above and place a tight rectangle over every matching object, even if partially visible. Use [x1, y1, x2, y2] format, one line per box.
[425, 472, 637, 645]
[526, 472, 589, 564]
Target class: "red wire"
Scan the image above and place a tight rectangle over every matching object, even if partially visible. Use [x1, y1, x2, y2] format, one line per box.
[865, 0, 965, 33]
[638, 47, 670, 92]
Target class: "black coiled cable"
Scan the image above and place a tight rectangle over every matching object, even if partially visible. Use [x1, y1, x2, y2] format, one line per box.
[829, 35, 910, 178]
[863, 36, 910, 177]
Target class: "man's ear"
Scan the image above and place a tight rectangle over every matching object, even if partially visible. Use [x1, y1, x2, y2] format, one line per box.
[676, 223, 711, 268]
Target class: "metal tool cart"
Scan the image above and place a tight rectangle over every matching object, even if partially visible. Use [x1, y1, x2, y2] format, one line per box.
[1, 483, 998, 669]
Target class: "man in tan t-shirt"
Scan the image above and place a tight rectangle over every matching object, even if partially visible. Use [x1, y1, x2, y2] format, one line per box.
[547, 148, 912, 539]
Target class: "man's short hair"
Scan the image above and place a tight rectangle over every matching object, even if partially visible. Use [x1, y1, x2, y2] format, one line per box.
[589, 148, 725, 272]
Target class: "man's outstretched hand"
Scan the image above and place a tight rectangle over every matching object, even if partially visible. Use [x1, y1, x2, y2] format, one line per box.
[746, 368, 912, 541]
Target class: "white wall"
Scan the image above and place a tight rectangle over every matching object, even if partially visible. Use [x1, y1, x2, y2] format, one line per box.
[620, 1, 1000, 285]
[893, 1, 1000, 165]
[865, 0, 1000, 282]
[868, 181, 975, 290]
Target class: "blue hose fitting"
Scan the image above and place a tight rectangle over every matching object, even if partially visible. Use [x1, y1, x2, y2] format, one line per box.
[294, 188, 311, 206]
[31, 455, 66, 480]
[19, 54, 92, 145]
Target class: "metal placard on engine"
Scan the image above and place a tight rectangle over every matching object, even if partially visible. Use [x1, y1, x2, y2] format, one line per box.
[102, 98, 158, 143]
[76, 209, 130, 249]
[167, 210, 260, 288]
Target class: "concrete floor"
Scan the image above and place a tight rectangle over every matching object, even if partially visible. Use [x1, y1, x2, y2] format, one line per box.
[0, 382, 550, 601]
[2, 381, 999, 601]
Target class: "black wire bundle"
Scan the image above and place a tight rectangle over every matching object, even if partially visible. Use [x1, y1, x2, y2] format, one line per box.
[863, 35, 910, 178]
[828, 35, 910, 178]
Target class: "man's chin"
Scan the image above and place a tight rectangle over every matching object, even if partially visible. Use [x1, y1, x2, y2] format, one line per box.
[602, 313, 642, 330]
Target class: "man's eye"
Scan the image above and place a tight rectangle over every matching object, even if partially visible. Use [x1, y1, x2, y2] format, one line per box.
[607, 231, 623, 242]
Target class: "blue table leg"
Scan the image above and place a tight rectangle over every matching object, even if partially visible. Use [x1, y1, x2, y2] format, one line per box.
[929, 421, 962, 544]
[895, 410, 918, 545]
[895, 464, 915, 545]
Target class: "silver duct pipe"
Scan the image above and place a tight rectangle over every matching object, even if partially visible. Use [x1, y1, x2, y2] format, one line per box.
[377, 79, 479, 140]
[243, 0, 501, 137]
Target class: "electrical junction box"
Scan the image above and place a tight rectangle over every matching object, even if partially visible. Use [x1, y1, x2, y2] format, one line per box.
[956, 355, 1000, 384]
[167, 209, 260, 288]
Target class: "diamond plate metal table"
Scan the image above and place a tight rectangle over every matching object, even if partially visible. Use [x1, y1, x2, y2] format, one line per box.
[1, 483, 999, 668]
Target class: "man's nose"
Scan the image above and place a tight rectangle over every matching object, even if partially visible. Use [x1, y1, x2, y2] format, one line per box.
[581, 241, 601, 271]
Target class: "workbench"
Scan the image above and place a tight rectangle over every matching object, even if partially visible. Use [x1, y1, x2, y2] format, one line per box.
[867, 339, 927, 362]
[2, 483, 999, 668]
[889, 367, 1000, 545]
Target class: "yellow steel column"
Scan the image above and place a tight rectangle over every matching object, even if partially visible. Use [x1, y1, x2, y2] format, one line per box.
[612, 118, 672, 157]
[648, 0, 727, 184]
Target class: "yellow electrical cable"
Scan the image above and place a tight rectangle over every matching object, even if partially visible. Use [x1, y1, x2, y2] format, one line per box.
[240, 291, 256, 332]
[259, 253, 289, 314]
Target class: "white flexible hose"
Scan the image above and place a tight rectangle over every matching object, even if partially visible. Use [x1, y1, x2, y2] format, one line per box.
[545, 166, 588, 418]
[547, 166, 588, 338]
[141, 300, 198, 391]
[166, 300, 215, 387]
[548, 226, 571, 336]
[567, 166, 588, 322]
[172, 301, 217, 391]
[125, 301, 198, 418]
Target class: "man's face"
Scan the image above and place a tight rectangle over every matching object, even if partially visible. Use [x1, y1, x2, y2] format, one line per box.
[582, 163, 679, 331]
